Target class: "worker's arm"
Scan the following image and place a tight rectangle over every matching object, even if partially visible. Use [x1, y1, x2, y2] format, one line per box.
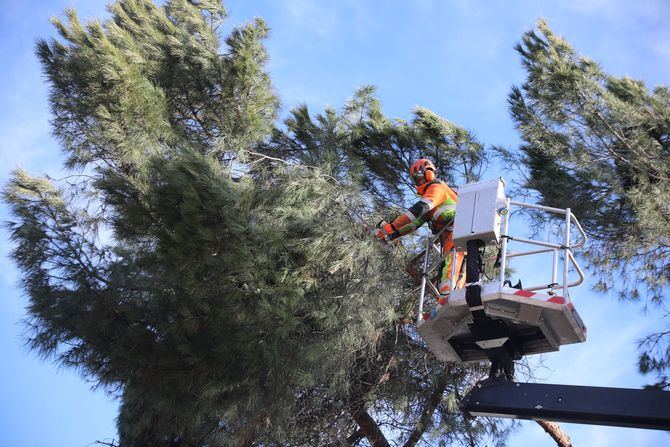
[379, 184, 446, 241]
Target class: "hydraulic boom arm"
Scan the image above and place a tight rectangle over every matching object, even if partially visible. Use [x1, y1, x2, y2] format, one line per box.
[462, 380, 670, 431]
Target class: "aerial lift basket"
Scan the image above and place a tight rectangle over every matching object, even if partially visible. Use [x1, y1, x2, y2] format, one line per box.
[415, 178, 588, 363]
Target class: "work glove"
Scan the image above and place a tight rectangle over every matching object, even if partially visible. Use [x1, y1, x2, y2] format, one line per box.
[377, 221, 399, 243]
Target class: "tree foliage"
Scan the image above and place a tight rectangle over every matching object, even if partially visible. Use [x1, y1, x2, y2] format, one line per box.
[507, 19, 670, 389]
[259, 88, 513, 446]
[4, 1, 511, 446]
[263, 86, 488, 211]
[38, 0, 276, 169]
[6, 151, 412, 445]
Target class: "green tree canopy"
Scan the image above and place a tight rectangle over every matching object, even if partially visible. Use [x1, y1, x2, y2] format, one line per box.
[257, 87, 510, 447]
[4, 1, 509, 446]
[507, 19, 670, 389]
[263, 86, 487, 211]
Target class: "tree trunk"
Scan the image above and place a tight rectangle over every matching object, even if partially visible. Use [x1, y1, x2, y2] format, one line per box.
[350, 402, 390, 447]
[536, 420, 572, 447]
[403, 376, 448, 447]
[346, 430, 365, 446]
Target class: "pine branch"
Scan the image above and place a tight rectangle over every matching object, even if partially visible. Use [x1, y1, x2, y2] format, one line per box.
[350, 401, 390, 447]
[535, 420, 572, 447]
[402, 374, 448, 447]
[92, 440, 118, 447]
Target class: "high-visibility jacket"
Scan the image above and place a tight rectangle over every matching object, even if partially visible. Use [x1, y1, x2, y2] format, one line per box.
[384, 180, 458, 239]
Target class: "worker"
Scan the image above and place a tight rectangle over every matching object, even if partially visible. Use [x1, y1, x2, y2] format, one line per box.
[377, 158, 465, 303]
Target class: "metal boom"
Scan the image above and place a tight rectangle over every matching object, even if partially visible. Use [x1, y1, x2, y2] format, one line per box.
[460, 237, 670, 431]
[461, 380, 670, 431]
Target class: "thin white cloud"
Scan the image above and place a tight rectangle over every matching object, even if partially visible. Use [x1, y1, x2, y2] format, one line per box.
[561, 0, 622, 15]
[284, 0, 340, 38]
[343, 0, 372, 38]
[561, 0, 669, 21]
[652, 40, 670, 69]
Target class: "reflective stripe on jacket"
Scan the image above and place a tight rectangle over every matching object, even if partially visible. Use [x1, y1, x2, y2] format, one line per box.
[391, 181, 457, 237]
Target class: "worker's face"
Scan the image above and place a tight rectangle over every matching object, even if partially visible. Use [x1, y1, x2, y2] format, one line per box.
[412, 171, 426, 186]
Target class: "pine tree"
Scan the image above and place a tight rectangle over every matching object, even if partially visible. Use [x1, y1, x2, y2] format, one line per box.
[507, 20, 670, 389]
[260, 88, 515, 446]
[264, 86, 487, 211]
[3, 1, 511, 445]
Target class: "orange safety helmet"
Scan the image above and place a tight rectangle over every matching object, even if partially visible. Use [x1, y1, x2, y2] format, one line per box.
[409, 158, 436, 186]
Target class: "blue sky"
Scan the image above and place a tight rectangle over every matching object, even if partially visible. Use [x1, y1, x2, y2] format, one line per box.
[1, 0, 669, 446]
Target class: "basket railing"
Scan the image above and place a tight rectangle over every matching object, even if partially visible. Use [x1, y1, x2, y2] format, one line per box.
[416, 199, 587, 326]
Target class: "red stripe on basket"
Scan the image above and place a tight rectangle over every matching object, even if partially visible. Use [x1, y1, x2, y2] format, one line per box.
[513, 290, 535, 298]
[548, 296, 566, 304]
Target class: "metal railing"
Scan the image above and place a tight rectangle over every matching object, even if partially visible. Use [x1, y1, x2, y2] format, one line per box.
[416, 224, 451, 325]
[416, 199, 587, 326]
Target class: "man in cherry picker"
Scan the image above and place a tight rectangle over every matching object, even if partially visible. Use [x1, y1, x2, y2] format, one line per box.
[377, 158, 465, 303]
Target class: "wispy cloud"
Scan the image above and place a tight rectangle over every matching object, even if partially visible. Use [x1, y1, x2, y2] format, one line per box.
[283, 0, 340, 38]
[561, 0, 669, 22]
[561, 0, 623, 15]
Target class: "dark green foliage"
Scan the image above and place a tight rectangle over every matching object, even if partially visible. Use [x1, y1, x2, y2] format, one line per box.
[6, 150, 407, 445]
[37, 0, 277, 171]
[508, 19, 670, 388]
[5, 0, 510, 445]
[259, 89, 512, 445]
[638, 328, 670, 390]
[4, 0, 524, 447]
[263, 86, 488, 211]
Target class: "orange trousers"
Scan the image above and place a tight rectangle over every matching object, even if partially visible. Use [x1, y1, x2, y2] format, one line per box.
[438, 230, 465, 300]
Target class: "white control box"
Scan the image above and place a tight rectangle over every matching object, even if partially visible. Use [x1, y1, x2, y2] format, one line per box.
[452, 178, 507, 250]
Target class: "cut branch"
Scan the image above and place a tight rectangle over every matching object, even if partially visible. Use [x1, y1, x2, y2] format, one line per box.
[536, 420, 572, 447]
